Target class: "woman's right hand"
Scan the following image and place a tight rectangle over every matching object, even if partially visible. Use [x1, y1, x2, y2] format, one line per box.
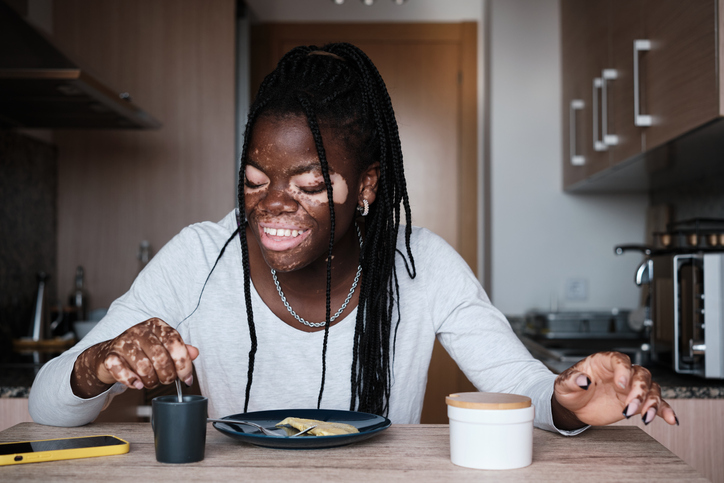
[71, 318, 199, 398]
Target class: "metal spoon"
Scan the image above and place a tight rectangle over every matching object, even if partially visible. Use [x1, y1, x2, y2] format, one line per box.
[174, 378, 183, 403]
[207, 418, 317, 438]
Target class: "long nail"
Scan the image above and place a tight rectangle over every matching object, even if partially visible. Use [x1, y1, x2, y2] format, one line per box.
[132, 380, 144, 390]
[576, 374, 590, 390]
[624, 399, 640, 418]
[184, 375, 194, 387]
[642, 407, 656, 425]
[675, 415, 680, 426]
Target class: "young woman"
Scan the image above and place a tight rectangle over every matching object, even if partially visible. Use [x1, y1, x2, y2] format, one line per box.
[29, 43, 677, 433]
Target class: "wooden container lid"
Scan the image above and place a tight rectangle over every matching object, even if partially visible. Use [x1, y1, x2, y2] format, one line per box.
[446, 392, 531, 410]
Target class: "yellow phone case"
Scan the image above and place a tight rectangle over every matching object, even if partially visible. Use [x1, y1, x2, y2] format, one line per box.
[0, 434, 130, 465]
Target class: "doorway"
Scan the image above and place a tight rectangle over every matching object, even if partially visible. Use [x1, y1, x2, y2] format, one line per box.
[250, 22, 478, 423]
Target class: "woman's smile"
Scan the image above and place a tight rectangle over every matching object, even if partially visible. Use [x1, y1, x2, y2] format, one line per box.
[259, 223, 311, 252]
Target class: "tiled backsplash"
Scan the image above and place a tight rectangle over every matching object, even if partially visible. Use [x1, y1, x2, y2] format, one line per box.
[0, 130, 57, 357]
[651, 172, 724, 222]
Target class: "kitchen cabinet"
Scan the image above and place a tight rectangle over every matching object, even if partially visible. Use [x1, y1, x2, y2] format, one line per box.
[561, 0, 719, 191]
[644, 1, 718, 150]
[0, 398, 32, 432]
[561, 0, 611, 188]
[614, 398, 724, 483]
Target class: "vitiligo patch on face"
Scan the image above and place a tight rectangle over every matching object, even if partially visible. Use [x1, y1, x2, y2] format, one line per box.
[244, 165, 269, 188]
[244, 165, 349, 205]
[292, 172, 349, 204]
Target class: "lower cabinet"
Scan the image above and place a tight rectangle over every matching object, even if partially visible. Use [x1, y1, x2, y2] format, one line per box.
[0, 388, 146, 432]
[613, 399, 724, 483]
[0, 398, 32, 432]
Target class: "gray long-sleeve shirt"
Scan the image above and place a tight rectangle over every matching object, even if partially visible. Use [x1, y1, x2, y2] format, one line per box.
[29, 210, 582, 434]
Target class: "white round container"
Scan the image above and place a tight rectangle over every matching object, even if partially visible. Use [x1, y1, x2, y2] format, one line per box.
[446, 392, 534, 470]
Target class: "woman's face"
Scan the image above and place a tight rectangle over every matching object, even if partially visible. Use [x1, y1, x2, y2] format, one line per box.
[244, 114, 370, 273]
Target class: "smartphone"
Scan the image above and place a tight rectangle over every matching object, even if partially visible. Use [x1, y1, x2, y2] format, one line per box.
[0, 435, 129, 465]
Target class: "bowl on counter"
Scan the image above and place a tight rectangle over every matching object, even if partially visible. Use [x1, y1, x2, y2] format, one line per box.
[73, 308, 107, 340]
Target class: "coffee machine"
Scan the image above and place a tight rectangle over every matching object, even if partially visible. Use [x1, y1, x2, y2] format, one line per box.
[616, 218, 724, 379]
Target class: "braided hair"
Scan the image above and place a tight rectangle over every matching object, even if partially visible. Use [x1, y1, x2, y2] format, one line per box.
[237, 43, 416, 416]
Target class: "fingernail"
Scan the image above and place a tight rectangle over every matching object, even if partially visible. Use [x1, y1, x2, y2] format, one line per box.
[576, 374, 590, 390]
[642, 407, 656, 425]
[618, 378, 627, 390]
[184, 375, 194, 387]
[133, 380, 144, 390]
[624, 399, 640, 418]
[675, 415, 680, 426]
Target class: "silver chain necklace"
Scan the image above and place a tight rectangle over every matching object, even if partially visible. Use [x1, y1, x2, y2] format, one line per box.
[270, 223, 363, 328]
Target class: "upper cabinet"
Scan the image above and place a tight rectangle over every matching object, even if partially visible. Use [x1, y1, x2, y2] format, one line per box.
[562, 0, 719, 191]
[561, 1, 612, 187]
[644, 1, 718, 148]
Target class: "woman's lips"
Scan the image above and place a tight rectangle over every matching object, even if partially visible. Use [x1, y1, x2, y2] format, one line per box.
[259, 224, 310, 251]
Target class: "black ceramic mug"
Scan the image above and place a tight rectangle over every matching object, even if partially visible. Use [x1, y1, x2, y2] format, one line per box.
[151, 394, 208, 464]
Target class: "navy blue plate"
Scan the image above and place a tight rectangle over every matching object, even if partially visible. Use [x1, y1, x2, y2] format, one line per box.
[212, 408, 391, 449]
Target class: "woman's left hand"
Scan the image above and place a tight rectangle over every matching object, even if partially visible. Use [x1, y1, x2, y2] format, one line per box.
[553, 351, 679, 427]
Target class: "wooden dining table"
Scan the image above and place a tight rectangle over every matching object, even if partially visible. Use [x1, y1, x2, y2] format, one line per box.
[0, 422, 706, 481]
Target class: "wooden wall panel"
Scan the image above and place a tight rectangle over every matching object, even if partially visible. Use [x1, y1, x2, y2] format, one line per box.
[613, 399, 724, 483]
[0, 399, 32, 432]
[52, 0, 236, 309]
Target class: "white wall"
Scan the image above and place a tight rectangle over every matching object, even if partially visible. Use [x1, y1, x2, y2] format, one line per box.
[489, 0, 648, 315]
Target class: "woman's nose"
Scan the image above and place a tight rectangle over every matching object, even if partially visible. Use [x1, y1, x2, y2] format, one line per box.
[259, 186, 298, 215]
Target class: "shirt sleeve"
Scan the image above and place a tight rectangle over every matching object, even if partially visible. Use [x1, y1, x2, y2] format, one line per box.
[415, 229, 589, 435]
[28, 221, 227, 427]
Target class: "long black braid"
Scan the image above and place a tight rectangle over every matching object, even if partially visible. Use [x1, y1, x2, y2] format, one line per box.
[234, 43, 416, 416]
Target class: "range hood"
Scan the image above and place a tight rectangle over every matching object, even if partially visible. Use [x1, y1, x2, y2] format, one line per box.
[0, 1, 160, 129]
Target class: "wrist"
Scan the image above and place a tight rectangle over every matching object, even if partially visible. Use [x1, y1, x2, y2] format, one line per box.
[551, 392, 587, 431]
[71, 343, 114, 398]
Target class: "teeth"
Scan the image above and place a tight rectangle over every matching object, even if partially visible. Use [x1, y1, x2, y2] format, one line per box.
[264, 227, 303, 238]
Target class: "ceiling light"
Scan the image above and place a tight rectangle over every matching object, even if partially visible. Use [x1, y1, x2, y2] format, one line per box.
[362, 0, 374, 6]
[393, 0, 407, 4]
[332, 0, 344, 4]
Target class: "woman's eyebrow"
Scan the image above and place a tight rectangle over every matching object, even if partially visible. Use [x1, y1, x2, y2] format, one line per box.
[289, 163, 324, 177]
[246, 159, 328, 177]
[246, 159, 264, 171]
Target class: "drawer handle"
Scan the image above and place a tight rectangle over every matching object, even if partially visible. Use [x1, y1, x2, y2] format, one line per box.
[634, 39, 652, 127]
[592, 77, 607, 151]
[602, 69, 619, 145]
[570, 99, 585, 166]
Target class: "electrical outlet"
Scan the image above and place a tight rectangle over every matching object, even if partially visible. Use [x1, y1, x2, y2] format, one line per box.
[565, 278, 588, 301]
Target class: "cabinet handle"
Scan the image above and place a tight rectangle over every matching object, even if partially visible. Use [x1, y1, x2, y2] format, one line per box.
[602, 69, 619, 145]
[570, 99, 585, 166]
[592, 78, 607, 151]
[634, 39, 652, 126]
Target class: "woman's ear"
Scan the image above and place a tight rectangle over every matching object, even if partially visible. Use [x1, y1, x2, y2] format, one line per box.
[358, 162, 380, 206]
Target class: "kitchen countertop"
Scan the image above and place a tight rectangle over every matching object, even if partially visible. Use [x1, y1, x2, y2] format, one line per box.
[510, 325, 724, 399]
[3, 358, 723, 400]
[0, 423, 707, 481]
[0, 363, 41, 398]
